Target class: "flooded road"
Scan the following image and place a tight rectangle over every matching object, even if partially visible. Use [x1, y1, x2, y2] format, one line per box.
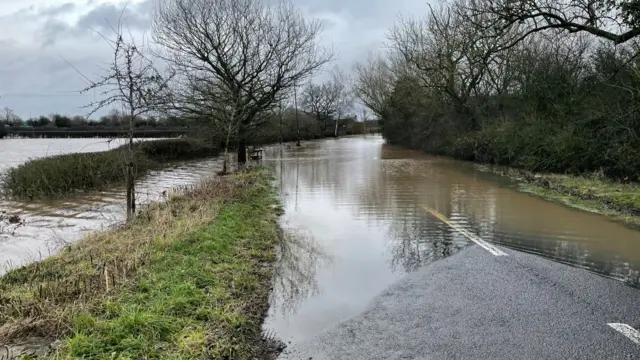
[263, 136, 640, 344]
[2, 136, 640, 349]
[0, 138, 223, 273]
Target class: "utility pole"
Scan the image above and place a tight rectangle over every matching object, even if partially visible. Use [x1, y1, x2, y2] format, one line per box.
[294, 79, 301, 147]
[279, 101, 284, 145]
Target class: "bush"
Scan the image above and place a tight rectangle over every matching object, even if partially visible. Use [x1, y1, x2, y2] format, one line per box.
[378, 42, 640, 181]
[135, 138, 219, 161]
[1, 139, 219, 199]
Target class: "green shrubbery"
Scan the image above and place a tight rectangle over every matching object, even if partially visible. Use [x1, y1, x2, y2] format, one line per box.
[377, 39, 640, 181]
[1, 139, 219, 199]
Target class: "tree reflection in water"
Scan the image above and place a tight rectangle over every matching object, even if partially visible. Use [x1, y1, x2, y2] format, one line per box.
[269, 224, 332, 318]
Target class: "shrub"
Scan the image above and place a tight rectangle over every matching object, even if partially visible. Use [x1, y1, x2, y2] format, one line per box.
[1, 139, 219, 199]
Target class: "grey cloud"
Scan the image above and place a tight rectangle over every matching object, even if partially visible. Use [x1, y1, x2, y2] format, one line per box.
[75, 1, 152, 34]
[2, 0, 426, 117]
[38, 2, 76, 17]
[36, 0, 152, 47]
[299, 0, 385, 18]
[0, 42, 108, 117]
[39, 19, 72, 47]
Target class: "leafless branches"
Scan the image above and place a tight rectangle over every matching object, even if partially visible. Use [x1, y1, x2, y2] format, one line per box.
[301, 68, 353, 133]
[388, 1, 510, 128]
[353, 54, 397, 119]
[81, 10, 173, 220]
[459, 0, 640, 46]
[153, 0, 332, 163]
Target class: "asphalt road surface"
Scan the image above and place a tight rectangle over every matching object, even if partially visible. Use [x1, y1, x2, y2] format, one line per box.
[279, 244, 640, 359]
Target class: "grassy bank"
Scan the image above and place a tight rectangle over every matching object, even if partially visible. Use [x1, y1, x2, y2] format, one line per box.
[478, 165, 640, 228]
[0, 168, 282, 358]
[0, 139, 219, 199]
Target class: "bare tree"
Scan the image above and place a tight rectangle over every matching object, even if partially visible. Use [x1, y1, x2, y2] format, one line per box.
[302, 67, 353, 136]
[331, 68, 354, 137]
[1, 107, 20, 126]
[2, 107, 11, 124]
[359, 106, 371, 136]
[81, 14, 172, 220]
[153, 0, 332, 164]
[301, 81, 341, 131]
[354, 54, 398, 119]
[460, 0, 640, 46]
[388, 2, 508, 129]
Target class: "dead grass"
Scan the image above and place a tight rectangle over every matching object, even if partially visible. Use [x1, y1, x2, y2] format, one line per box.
[0, 166, 281, 359]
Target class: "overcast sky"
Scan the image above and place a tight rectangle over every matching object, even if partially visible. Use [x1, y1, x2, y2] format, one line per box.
[0, 0, 428, 118]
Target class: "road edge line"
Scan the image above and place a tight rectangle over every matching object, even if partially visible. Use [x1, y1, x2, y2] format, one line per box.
[608, 323, 640, 345]
[423, 207, 508, 257]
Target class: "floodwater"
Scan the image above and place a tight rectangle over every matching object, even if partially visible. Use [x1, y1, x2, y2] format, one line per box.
[0, 138, 223, 272]
[262, 136, 640, 344]
[2, 136, 640, 346]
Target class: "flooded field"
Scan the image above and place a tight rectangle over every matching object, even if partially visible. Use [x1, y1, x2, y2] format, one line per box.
[262, 136, 640, 345]
[0, 138, 223, 272]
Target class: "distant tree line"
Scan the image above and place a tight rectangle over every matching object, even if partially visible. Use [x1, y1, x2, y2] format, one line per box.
[0, 107, 195, 129]
[355, 0, 640, 181]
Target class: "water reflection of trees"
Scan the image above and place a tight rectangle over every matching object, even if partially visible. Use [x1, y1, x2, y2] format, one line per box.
[269, 225, 332, 318]
[266, 139, 640, 288]
[386, 205, 469, 272]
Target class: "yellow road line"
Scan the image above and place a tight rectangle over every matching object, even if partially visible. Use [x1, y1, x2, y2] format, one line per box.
[423, 206, 508, 257]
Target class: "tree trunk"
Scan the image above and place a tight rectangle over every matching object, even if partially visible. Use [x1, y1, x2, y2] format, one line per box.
[280, 113, 283, 145]
[223, 150, 228, 174]
[334, 119, 339, 138]
[237, 121, 247, 164]
[126, 115, 135, 220]
[237, 139, 247, 164]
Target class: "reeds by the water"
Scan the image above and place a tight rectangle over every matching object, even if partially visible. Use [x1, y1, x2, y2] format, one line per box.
[0, 139, 219, 199]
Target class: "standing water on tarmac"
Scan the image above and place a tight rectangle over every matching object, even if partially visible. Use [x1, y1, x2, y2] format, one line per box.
[263, 136, 640, 344]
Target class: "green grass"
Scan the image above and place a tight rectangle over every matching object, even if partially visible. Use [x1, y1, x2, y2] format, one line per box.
[0, 138, 219, 200]
[0, 167, 280, 359]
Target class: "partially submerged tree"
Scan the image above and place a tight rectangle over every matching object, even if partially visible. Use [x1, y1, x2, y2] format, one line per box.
[302, 67, 353, 135]
[81, 15, 172, 220]
[301, 80, 341, 131]
[330, 68, 355, 136]
[153, 0, 332, 163]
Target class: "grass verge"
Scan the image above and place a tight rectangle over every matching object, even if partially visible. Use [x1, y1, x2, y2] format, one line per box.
[0, 167, 282, 359]
[477, 164, 640, 228]
[0, 138, 219, 200]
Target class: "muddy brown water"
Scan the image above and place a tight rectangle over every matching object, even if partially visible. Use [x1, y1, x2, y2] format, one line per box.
[262, 136, 640, 344]
[2, 137, 640, 346]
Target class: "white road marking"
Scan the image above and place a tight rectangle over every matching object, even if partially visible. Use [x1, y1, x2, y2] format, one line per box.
[608, 323, 640, 345]
[423, 207, 508, 257]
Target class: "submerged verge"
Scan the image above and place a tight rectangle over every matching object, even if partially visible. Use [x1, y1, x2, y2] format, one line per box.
[478, 164, 640, 229]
